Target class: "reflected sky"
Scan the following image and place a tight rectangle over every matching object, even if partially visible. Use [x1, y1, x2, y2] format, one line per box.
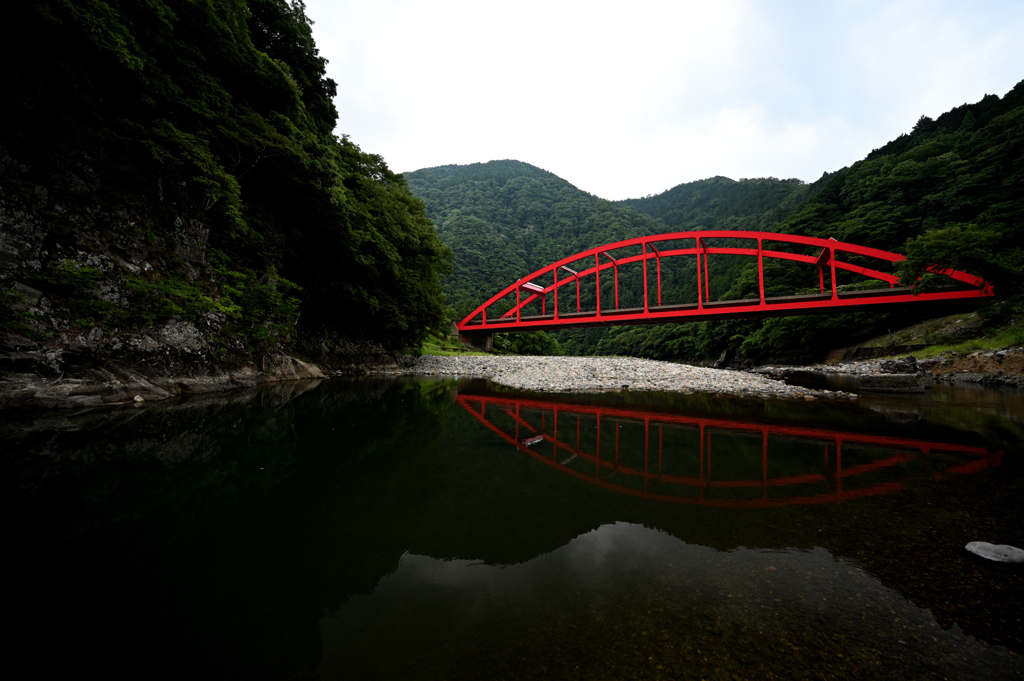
[321, 522, 1021, 680]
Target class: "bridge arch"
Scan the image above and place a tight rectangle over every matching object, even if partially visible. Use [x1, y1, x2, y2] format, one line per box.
[457, 230, 992, 342]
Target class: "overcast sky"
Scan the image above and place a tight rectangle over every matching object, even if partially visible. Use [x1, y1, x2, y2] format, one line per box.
[303, 0, 1024, 200]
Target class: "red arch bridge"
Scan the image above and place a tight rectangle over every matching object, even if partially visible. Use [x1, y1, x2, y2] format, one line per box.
[456, 231, 993, 348]
[457, 393, 1002, 508]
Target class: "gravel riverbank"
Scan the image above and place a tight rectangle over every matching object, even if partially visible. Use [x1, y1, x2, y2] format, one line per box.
[754, 346, 1024, 390]
[374, 355, 856, 401]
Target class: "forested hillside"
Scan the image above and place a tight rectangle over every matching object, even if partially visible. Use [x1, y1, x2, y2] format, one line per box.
[2, 0, 450, 363]
[621, 175, 828, 232]
[404, 161, 665, 329]
[414, 81, 1024, 362]
[405, 162, 823, 354]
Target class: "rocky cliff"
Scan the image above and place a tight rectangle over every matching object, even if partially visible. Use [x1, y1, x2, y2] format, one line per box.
[0, 149, 395, 409]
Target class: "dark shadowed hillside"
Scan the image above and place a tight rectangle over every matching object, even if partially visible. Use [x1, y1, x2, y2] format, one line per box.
[1, 1, 454, 407]
[1, 1, 452, 394]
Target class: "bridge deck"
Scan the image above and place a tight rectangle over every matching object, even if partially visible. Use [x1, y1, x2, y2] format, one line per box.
[464, 287, 952, 328]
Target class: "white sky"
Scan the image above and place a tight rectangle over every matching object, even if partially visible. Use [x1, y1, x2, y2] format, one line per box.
[303, 0, 1024, 200]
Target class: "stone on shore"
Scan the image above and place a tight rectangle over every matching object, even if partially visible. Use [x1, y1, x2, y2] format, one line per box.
[859, 374, 930, 393]
[966, 541, 1024, 563]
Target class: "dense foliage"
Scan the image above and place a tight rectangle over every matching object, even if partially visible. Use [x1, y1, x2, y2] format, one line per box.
[620, 175, 826, 232]
[406, 164, 823, 356]
[4, 0, 450, 351]
[494, 330, 564, 356]
[405, 161, 666, 323]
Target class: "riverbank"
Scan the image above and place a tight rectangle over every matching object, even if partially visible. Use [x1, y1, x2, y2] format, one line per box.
[0, 329, 401, 409]
[755, 345, 1024, 390]
[9, 335, 1020, 410]
[373, 355, 856, 400]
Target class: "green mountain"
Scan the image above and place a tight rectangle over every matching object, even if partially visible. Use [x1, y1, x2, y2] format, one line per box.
[411, 81, 1024, 362]
[621, 175, 827, 231]
[600, 80, 1024, 362]
[406, 164, 823, 355]
[405, 160, 666, 324]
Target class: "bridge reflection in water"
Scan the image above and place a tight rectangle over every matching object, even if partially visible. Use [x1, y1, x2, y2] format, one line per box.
[457, 394, 1002, 508]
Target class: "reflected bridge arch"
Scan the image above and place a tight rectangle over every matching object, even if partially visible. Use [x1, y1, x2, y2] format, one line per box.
[457, 393, 1002, 508]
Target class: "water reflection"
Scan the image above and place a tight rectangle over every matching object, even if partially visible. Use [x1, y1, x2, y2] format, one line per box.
[1, 376, 1022, 679]
[321, 522, 1021, 680]
[783, 371, 1024, 424]
[457, 393, 1003, 507]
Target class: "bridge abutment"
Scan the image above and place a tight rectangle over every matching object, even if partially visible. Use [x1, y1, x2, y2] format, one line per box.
[460, 332, 493, 352]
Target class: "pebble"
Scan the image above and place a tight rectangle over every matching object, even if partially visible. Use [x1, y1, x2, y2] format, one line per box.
[373, 356, 857, 401]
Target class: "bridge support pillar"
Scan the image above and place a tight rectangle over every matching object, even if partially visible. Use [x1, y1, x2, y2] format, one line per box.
[460, 332, 493, 352]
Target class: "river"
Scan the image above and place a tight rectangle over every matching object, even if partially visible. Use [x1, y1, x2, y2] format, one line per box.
[2, 375, 1022, 679]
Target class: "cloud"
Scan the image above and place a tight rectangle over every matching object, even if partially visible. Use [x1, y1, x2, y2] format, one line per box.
[304, 0, 1024, 199]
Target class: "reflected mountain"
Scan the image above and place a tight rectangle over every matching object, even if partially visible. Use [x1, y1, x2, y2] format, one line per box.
[321, 522, 1022, 681]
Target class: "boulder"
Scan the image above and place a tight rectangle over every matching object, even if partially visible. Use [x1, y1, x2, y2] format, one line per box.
[263, 355, 325, 381]
[859, 374, 930, 393]
[879, 356, 920, 374]
[966, 541, 1024, 563]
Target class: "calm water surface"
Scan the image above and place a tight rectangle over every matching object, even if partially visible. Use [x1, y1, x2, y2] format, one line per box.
[2, 376, 1023, 680]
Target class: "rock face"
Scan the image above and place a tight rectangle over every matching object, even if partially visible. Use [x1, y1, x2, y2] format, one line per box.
[1, 145, 216, 343]
[0, 344, 330, 409]
[263, 355, 325, 381]
[756, 344, 1024, 390]
[295, 328, 397, 372]
[0, 149, 403, 408]
[0, 325, 318, 408]
[879, 356, 921, 374]
[0, 316, 403, 409]
[966, 542, 1024, 563]
[927, 347, 1024, 388]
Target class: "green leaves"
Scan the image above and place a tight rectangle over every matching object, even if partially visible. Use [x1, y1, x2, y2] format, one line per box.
[495, 330, 564, 356]
[5, 0, 452, 354]
[46, 0, 149, 72]
[897, 223, 1022, 295]
[405, 160, 664, 327]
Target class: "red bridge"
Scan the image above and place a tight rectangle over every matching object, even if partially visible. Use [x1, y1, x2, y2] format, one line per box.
[457, 231, 992, 347]
[457, 393, 1002, 508]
